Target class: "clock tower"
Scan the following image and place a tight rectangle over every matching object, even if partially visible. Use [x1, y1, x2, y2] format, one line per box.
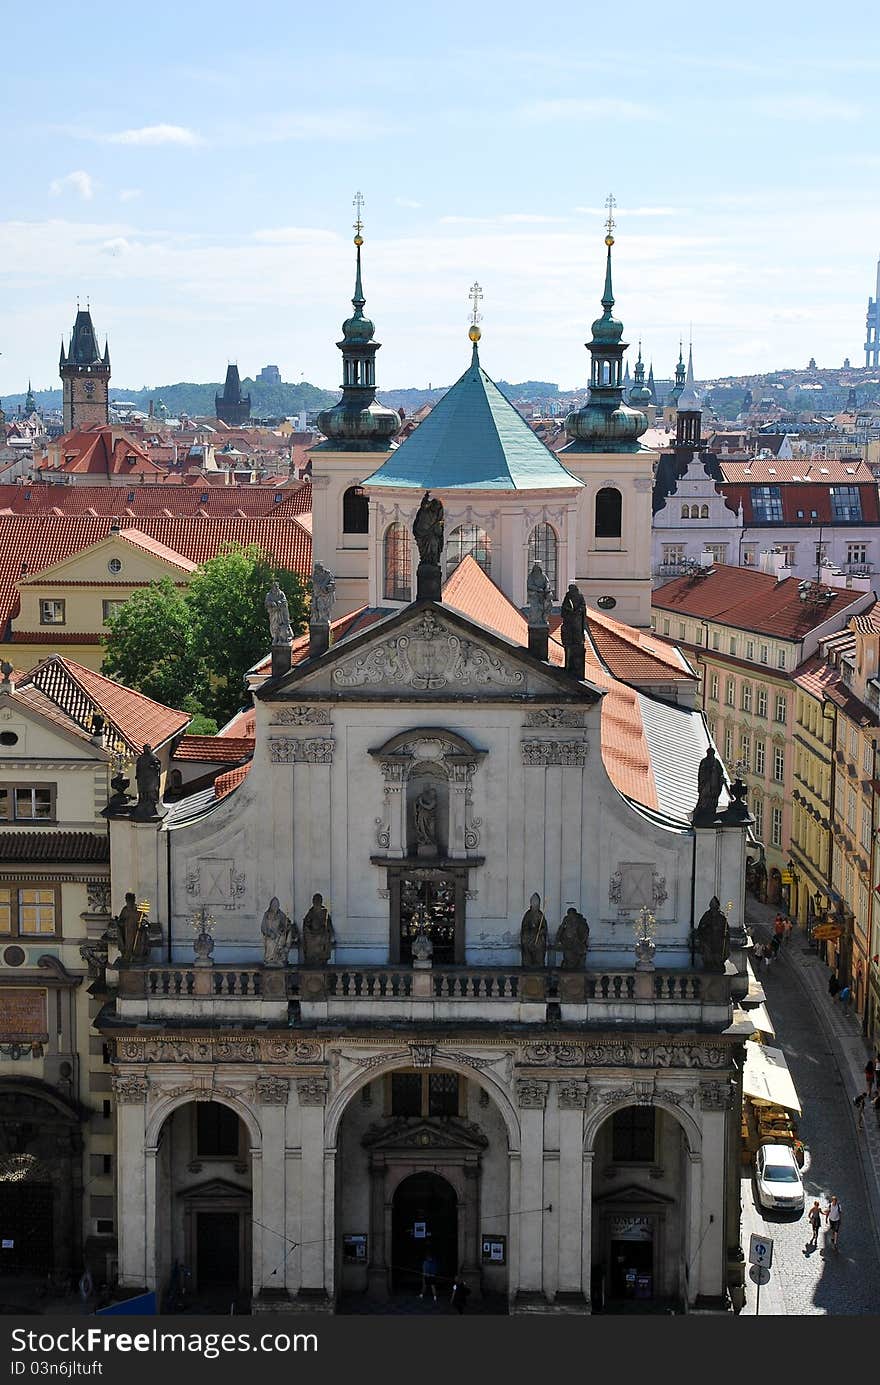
[60, 305, 111, 431]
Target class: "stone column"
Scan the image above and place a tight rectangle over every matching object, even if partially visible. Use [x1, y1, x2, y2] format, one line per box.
[255, 1076, 289, 1301]
[556, 1082, 589, 1308]
[694, 1085, 731, 1308]
[296, 1077, 331, 1308]
[462, 1163, 482, 1299]
[513, 1081, 548, 1309]
[113, 1075, 149, 1289]
[581, 1149, 594, 1309]
[366, 1159, 388, 1300]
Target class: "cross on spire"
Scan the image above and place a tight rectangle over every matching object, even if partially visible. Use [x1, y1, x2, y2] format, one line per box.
[469, 281, 483, 327]
[352, 190, 364, 239]
[604, 193, 616, 241]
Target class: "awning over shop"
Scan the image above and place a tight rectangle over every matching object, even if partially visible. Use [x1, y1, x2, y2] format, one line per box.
[746, 1002, 776, 1038]
[744, 959, 766, 1006]
[743, 1040, 801, 1115]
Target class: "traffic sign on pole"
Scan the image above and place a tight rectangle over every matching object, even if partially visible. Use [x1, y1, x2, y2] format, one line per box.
[748, 1233, 774, 1268]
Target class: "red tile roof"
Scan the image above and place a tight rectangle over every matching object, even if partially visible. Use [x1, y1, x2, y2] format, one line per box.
[0, 515, 311, 633]
[0, 831, 109, 862]
[117, 529, 198, 572]
[172, 734, 254, 764]
[39, 428, 166, 478]
[214, 762, 251, 800]
[0, 482, 310, 519]
[218, 707, 256, 737]
[17, 655, 190, 752]
[652, 564, 868, 639]
[792, 654, 871, 723]
[720, 457, 872, 484]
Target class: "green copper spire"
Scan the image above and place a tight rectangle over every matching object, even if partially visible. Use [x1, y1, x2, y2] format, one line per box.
[315, 193, 400, 451]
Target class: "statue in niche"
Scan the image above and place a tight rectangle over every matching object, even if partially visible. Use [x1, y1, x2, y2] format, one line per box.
[413, 783, 438, 851]
[560, 584, 586, 672]
[114, 892, 150, 964]
[527, 561, 553, 626]
[265, 581, 294, 645]
[261, 896, 298, 966]
[413, 491, 445, 566]
[555, 906, 590, 969]
[693, 746, 724, 824]
[520, 892, 548, 968]
[301, 893, 335, 964]
[695, 896, 729, 972]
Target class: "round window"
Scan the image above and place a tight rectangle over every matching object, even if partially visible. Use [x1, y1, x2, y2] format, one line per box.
[3, 945, 25, 967]
[596, 595, 617, 610]
[108, 558, 122, 575]
[0, 731, 18, 746]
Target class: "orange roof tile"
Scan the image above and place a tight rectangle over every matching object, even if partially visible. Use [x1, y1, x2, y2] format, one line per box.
[18, 655, 190, 752]
[652, 564, 868, 640]
[117, 529, 198, 572]
[173, 734, 254, 764]
[214, 762, 251, 800]
[793, 655, 873, 723]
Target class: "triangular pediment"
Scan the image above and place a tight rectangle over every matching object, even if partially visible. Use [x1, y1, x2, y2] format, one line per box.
[593, 1183, 676, 1208]
[178, 1177, 251, 1202]
[361, 1116, 489, 1153]
[261, 602, 603, 704]
[20, 533, 191, 586]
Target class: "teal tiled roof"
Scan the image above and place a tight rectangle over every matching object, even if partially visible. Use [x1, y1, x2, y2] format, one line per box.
[363, 345, 582, 491]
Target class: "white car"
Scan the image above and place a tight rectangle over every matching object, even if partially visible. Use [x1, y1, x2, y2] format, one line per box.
[754, 1142, 805, 1213]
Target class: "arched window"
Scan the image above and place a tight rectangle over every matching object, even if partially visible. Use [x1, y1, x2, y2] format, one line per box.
[681, 504, 690, 520]
[342, 485, 369, 534]
[384, 523, 411, 601]
[595, 487, 622, 539]
[446, 524, 491, 577]
[700, 504, 709, 519]
[527, 523, 558, 598]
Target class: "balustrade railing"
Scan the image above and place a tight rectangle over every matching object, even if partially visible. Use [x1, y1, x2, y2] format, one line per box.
[145, 966, 263, 998]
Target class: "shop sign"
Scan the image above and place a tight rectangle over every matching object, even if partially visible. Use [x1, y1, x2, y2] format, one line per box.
[610, 1215, 653, 1242]
[342, 1234, 367, 1263]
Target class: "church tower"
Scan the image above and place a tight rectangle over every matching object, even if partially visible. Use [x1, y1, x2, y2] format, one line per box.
[215, 364, 251, 425]
[675, 344, 702, 453]
[60, 306, 110, 432]
[310, 195, 401, 615]
[560, 203, 657, 628]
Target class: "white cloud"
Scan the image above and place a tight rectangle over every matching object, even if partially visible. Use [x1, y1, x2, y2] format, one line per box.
[105, 124, 204, 147]
[517, 97, 656, 123]
[49, 170, 95, 200]
[119, 188, 143, 202]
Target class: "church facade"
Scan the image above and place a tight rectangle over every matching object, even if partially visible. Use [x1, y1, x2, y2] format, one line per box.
[96, 224, 753, 1315]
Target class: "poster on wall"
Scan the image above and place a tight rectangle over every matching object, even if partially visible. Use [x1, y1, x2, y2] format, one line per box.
[481, 1236, 506, 1264]
[342, 1234, 368, 1263]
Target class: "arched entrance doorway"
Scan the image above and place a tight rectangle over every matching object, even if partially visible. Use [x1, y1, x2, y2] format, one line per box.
[590, 1103, 692, 1313]
[391, 1171, 457, 1294]
[155, 1100, 252, 1308]
[0, 1081, 82, 1282]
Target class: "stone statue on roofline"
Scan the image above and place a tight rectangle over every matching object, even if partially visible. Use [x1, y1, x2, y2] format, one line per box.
[556, 906, 590, 969]
[695, 896, 729, 972]
[527, 562, 553, 627]
[693, 746, 724, 825]
[413, 491, 444, 567]
[560, 583, 587, 676]
[261, 896, 298, 967]
[310, 562, 336, 624]
[301, 893, 335, 965]
[131, 744, 165, 820]
[265, 580, 294, 645]
[520, 892, 548, 968]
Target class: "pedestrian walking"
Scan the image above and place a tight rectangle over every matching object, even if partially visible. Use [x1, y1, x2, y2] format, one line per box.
[774, 916, 785, 945]
[828, 973, 840, 999]
[784, 918, 794, 944]
[450, 1273, 471, 1314]
[865, 1057, 876, 1096]
[806, 1200, 822, 1249]
[839, 985, 851, 1016]
[824, 1196, 842, 1251]
[770, 934, 781, 958]
[854, 1091, 866, 1131]
[419, 1253, 439, 1303]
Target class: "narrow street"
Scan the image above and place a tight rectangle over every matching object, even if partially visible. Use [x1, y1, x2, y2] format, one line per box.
[740, 903, 880, 1314]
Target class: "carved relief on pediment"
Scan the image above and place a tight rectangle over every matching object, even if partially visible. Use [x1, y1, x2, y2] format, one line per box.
[331, 612, 526, 693]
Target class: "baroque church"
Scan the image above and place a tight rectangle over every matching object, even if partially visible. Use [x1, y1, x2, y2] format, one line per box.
[95, 218, 754, 1314]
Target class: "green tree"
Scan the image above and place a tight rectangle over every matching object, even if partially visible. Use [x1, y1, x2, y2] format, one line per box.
[102, 580, 201, 709]
[185, 545, 309, 724]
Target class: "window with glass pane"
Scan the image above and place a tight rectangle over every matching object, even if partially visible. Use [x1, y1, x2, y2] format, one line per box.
[342, 485, 370, 534]
[18, 888, 56, 934]
[830, 486, 862, 522]
[753, 798, 764, 838]
[777, 649, 786, 669]
[39, 599, 66, 625]
[446, 525, 491, 577]
[383, 523, 411, 601]
[196, 1101, 240, 1157]
[729, 637, 737, 655]
[0, 888, 11, 932]
[428, 1074, 459, 1116]
[771, 808, 783, 847]
[725, 728, 733, 760]
[741, 683, 752, 712]
[755, 741, 765, 775]
[710, 675, 719, 701]
[773, 747, 785, 782]
[775, 695, 787, 723]
[725, 679, 735, 706]
[14, 788, 53, 820]
[757, 688, 767, 717]
[751, 486, 783, 522]
[527, 524, 558, 598]
[391, 1073, 423, 1117]
[612, 1106, 656, 1162]
[0, 789, 8, 821]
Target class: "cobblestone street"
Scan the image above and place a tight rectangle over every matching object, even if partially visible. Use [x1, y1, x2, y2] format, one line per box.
[741, 900, 880, 1314]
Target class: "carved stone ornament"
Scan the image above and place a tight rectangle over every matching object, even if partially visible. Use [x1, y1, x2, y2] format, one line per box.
[597, 1085, 636, 1106]
[524, 709, 586, 728]
[519, 1040, 728, 1070]
[269, 737, 335, 764]
[332, 611, 525, 692]
[270, 706, 331, 726]
[79, 940, 108, 982]
[185, 864, 200, 897]
[297, 1077, 329, 1106]
[652, 873, 668, 908]
[86, 881, 111, 915]
[521, 1042, 585, 1066]
[112, 1075, 148, 1104]
[409, 1043, 435, 1068]
[521, 739, 588, 767]
[608, 871, 622, 905]
[700, 1081, 734, 1111]
[112, 1037, 320, 1064]
[256, 1075, 290, 1106]
[557, 1081, 589, 1110]
[516, 1080, 548, 1109]
[655, 1087, 696, 1110]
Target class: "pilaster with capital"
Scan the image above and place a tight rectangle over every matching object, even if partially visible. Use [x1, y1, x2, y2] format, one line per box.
[516, 1081, 547, 1296]
[297, 1077, 328, 1294]
[557, 1083, 588, 1301]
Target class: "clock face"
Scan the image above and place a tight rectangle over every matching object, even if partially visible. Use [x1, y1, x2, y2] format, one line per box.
[84, 380, 95, 397]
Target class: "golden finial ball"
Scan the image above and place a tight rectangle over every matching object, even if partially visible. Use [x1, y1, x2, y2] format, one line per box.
[468, 324, 482, 342]
[605, 234, 615, 247]
[354, 234, 364, 247]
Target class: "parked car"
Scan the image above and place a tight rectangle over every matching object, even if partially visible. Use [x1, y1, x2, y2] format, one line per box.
[754, 1142, 805, 1213]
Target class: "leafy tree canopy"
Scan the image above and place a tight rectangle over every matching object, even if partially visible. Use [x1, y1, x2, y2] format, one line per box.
[101, 546, 308, 727]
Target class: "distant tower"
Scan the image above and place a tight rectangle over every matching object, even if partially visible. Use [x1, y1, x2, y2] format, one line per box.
[59, 306, 110, 431]
[669, 342, 686, 406]
[676, 343, 702, 452]
[845, 387, 858, 412]
[215, 364, 251, 425]
[24, 381, 37, 415]
[647, 361, 657, 405]
[628, 342, 652, 405]
[866, 255, 880, 368]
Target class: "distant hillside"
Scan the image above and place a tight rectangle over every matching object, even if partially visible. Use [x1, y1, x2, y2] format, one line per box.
[1, 380, 338, 419]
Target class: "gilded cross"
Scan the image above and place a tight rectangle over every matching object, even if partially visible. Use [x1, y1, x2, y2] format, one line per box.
[469, 281, 483, 327]
[604, 193, 616, 238]
[352, 190, 364, 237]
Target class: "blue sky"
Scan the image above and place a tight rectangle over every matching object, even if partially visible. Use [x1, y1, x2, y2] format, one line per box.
[2, 0, 879, 396]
